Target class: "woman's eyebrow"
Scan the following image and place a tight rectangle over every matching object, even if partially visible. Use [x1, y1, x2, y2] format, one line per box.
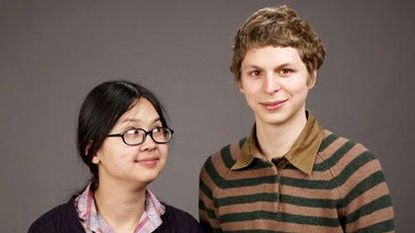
[119, 117, 161, 124]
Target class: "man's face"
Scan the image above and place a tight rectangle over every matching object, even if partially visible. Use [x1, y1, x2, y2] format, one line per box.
[238, 46, 316, 127]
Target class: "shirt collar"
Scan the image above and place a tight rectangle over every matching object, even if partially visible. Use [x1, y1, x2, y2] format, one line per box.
[231, 111, 323, 175]
[75, 182, 165, 233]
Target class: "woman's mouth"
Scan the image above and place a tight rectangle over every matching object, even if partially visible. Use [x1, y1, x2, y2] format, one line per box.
[134, 157, 160, 167]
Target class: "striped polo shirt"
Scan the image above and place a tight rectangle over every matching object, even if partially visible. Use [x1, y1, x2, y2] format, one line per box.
[199, 113, 395, 232]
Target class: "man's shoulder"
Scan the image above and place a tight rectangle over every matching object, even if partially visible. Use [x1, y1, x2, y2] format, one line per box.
[320, 129, 371, 154]
[201, 137, 247, 171]
[317, 129, 378, 171]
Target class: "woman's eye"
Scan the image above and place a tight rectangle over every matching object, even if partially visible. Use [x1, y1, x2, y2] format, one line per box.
[126, 129, 140, 136]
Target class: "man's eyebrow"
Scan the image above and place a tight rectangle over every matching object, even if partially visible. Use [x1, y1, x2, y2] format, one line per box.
[241, 64, 263, 69]
[242, 63, 293, 69]
[277, 63, 293, 67]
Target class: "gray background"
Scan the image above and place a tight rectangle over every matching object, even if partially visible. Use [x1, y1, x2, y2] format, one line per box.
[1, 0, 414, 232]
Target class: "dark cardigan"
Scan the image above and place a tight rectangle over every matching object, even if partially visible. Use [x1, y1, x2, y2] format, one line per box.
[28, 199, 203, 233]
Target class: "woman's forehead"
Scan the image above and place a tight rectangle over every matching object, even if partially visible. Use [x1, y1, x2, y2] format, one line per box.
[118, 98, 160, 125]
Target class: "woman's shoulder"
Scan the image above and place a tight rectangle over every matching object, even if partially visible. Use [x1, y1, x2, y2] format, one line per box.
[28, 199, 84, 233]
[158, 203, 204, 233]
[163, 204, 196, 220]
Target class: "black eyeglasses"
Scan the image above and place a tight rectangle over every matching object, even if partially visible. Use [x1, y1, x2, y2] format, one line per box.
[107, 127, 174, 146]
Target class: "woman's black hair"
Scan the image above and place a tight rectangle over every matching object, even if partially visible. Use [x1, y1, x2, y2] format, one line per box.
[77, 80, 168, 183]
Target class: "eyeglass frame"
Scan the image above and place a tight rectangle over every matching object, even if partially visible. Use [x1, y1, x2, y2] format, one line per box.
[107, 127, 174, 146]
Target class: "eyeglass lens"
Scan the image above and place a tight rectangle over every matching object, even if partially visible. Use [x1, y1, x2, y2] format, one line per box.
[124, 127, 171, 145]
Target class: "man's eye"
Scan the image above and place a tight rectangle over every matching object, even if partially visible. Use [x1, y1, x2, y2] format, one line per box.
[280, 68, 294, 75]
[249, 70, 260, 77]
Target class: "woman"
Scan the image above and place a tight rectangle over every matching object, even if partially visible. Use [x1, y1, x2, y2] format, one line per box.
[29, 80, 203, 233]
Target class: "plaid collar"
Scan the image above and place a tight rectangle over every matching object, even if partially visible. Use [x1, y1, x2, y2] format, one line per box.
[74, 182, 165, 233]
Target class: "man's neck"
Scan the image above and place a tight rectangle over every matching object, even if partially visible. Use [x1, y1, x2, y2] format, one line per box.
[255, 111, 307, 160]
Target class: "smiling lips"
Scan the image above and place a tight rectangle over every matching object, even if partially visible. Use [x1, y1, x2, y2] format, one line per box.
[260, 99, 288, 111]
[134, 157, 159, 167]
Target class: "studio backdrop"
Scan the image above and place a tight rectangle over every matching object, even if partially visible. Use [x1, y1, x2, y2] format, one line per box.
[0, 0, 414, 232]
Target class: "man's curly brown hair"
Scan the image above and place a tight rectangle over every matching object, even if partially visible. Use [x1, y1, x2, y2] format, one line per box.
[230, 5, 326, 81]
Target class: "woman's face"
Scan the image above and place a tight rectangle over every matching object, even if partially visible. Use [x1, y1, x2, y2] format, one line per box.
[92, 98, 168, 188]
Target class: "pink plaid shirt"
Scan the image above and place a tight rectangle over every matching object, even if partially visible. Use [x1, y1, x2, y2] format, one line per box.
[74, 183, 165, 233]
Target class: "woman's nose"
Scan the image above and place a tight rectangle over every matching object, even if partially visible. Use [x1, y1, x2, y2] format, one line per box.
[139, 135, 157, 151]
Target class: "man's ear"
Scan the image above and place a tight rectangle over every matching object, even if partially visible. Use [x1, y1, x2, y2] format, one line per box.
[307, 70, 317, 89]
[236, 79, 244, 93]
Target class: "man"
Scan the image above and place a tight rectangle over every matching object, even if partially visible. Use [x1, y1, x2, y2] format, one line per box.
[199, 5, 394, 232]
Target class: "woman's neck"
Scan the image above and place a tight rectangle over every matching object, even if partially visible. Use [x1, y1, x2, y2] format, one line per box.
[94, 180, 147, 233]
[256, 110, 307, 160]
